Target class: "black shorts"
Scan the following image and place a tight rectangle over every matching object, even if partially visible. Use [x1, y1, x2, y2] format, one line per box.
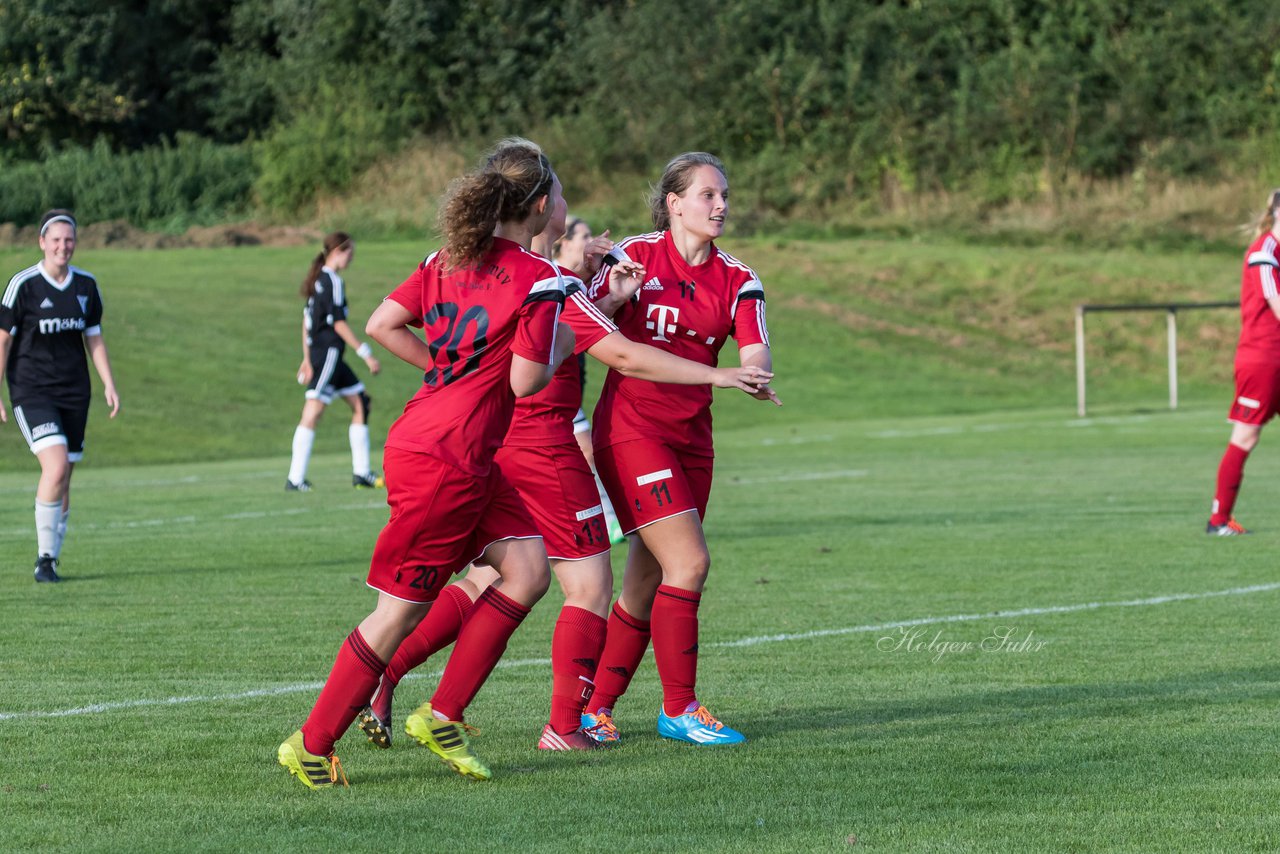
[305, 346, 364, 404]
[13, 400, 89, 461]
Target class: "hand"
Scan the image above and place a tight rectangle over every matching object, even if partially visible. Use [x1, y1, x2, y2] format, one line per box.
[104, 386, 120, 418]
[297, 361, 313, 385]
[748, 384, 782, 406]
[364, 355, 381, 375]
[608, 259, 646, 303]
[0, 397, 7, 424]
[710, 366, 779, 401]
[582, 229, 614, 278]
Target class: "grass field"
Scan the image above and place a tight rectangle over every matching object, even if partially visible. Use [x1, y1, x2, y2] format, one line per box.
[2, 237, 1277, 851]
[4, 401, 1279, 851]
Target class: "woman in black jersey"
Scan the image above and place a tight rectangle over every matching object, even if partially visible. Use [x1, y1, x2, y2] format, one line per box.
[286, 231, 383, 491]
[0, 210, 120, 583]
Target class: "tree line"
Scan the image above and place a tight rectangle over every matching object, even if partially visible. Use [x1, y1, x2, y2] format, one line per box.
[2, 0, 1278, 226]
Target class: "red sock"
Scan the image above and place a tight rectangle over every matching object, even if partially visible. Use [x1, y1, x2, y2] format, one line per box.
[652, 584, 701, 717]
[430, 587, 530, 721]
[587, 601, 651, 714]
[1210, 443, 1250, 525]
[301, 628, 386, 756]
[384, 584, 474, 685]
[549, 606, 607, 734]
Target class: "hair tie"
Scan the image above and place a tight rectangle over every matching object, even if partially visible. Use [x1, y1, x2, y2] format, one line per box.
[519, 158, 549, 206]
[40, 215, 76, 237]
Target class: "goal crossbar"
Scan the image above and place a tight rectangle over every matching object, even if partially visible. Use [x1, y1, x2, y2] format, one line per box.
[1074, 301, 1238, 417]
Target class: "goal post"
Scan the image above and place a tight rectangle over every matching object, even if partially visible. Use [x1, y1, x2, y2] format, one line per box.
[1074, 301, 1238, 417]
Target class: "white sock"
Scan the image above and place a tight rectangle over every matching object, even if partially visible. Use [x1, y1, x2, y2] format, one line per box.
[53, 508, 69, 558]
[349, 423, 371, 477]
[288, 426, 315, 485]
[594, 471, 621, 531]
[35, 499, 60, 557]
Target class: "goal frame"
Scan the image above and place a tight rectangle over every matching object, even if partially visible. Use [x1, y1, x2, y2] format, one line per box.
[1074, 301, 1238, 417]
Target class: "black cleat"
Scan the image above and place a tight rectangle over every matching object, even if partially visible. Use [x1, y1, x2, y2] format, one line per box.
[34, 555, 61, 583]
[352, 473, 384, 489]
[285, 480, 313, 492]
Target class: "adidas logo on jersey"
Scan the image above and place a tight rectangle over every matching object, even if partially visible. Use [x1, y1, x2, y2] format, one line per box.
[38, 317, 86, 334]
[642, 278, 663, 291]
[39, 298, 54, 309]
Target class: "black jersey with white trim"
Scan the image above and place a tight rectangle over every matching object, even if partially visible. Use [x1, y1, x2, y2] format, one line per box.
[304, 267, 348, 350]
[0, 263, 104, 406]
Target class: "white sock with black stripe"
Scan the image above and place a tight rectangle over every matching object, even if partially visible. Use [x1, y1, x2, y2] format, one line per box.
[349, 424, 371, 478]
[35, 499, 60, 557]
[53, 508, 69, 558]
[288, 426, 315, 486]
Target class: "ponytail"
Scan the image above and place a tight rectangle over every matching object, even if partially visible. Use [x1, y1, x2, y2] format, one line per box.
[439, 138, 554, 270]
[300, 231, 352, 298]
[1253, 190, 1280, 240]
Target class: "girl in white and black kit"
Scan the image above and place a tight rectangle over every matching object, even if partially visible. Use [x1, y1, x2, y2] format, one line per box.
[287, 231, 383, 491]
[0, 209, 121, 583]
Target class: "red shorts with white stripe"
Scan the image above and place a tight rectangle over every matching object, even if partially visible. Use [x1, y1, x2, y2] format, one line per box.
[494, 442, 612, 561]
[366, 447, 542, 603]
[1228, 359, 1280, 425]
[593, 438, 713, 534]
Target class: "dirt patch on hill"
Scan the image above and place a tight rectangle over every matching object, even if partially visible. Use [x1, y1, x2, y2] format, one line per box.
[0, 220, 323, 250]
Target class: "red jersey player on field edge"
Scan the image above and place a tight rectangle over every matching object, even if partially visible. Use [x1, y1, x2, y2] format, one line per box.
[277, 137, 574, 789]
[582, 151, 780, 746]
[1206, 189, 1280, 535]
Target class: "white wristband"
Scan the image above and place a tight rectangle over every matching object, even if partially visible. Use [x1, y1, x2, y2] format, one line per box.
[356, 342, 372, 359]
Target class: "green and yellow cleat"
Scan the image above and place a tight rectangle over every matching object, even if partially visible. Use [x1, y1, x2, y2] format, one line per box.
[277, 729, 348, 790]
[404, 702, 491, 781]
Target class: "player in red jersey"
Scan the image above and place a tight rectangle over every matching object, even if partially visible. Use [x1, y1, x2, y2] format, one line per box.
[580, 152, 780, 746]
[355, 199, 775, 752]
[1206, 189, 1280, 535]
[277, 138, 577, 789]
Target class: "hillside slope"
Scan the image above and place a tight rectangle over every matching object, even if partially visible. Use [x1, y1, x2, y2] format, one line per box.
[0, 236, 1242, 471]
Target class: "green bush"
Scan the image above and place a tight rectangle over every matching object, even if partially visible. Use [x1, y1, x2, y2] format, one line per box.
[0, 135, 254, 228]
[252, 83, 407, 215]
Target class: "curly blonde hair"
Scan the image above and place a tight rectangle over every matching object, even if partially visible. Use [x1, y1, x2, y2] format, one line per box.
[439, 138, 554, 269]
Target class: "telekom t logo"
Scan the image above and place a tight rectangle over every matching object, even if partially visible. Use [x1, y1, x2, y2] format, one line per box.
[646, 304, 680, 342]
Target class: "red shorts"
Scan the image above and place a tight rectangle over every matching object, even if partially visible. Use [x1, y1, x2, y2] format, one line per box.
[1228, 360, 1280, 425]
[367, 447, 541, 603]
[593, 439, 713, 534]
[495, 443, 612, 561]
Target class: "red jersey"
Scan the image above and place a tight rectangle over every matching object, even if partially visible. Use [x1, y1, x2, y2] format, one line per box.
[1238, 232, 1280, 363]
[588, 230, 769, 455]
[504, 269, 618, 447]
[384, 237, 564, 475]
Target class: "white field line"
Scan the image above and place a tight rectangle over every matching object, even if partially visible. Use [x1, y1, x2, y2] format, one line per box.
[864, 411, 1186, 439]
[726, 469, 868, 485]
[0, 470, 281, 495]
[3, 581, 1277, 722]
[0, 500, 387, 538]
[0, 470, 861, 537]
